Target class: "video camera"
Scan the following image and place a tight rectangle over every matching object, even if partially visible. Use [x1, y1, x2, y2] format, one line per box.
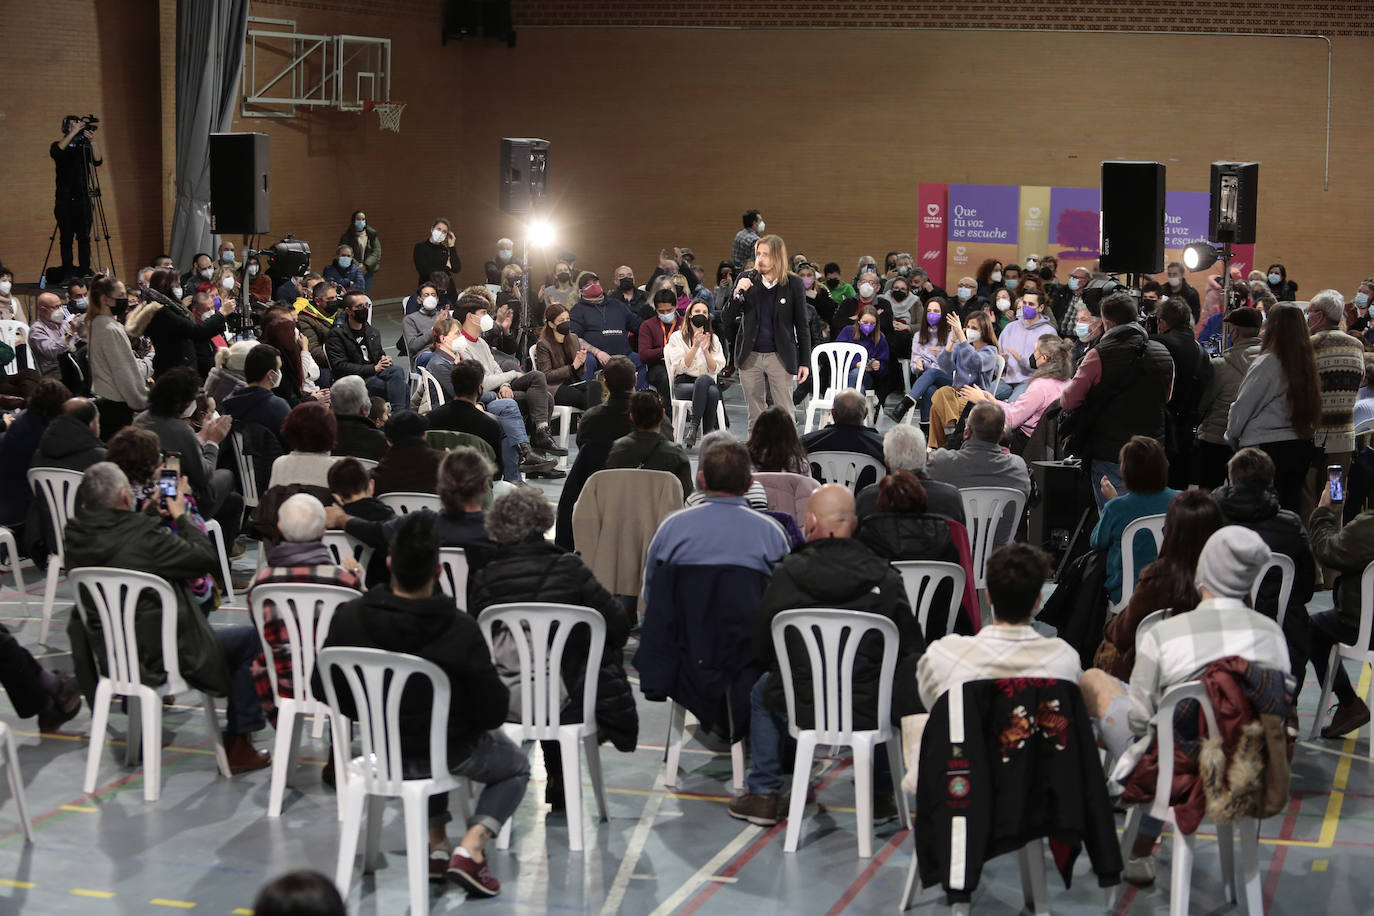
[62, 114, 100, 140]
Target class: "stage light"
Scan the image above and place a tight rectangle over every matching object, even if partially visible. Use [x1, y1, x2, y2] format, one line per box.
[1182, 242, 1220, 271]
[528, 219, 556, 248]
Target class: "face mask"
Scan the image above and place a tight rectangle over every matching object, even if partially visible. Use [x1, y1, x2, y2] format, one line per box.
[926, 312, 941, 327]
[1005, 279, 1017, 290]
[617, 277, 634, 292]
[1068, 277, 1081, 292]
[337, 257, 352, 268]
[1074, 321, 1092, 340]
[497, 248, 512, 261]
[825, 277, 839, 290]
[957, 287, 973, 301]
[801, 276, 815, 290]
[891, 289, 908, 302]
[555, 320, 571, 335]
[859, 321, 877, 335]
[757, 220, 765, 232]
[690, 313, 710, 328]
[354, 219, 366, 231]
[858, 282, 875, 299]
[180, 402, 196, 418]
[582, 283, 603, 301]
[71, 297, 89, 313]
[1356, 292, 1370, 309]
[247, 264, 259, 276]
[1169, 276, 1182, 287]
[1021, 305, 1039, 321]
[0, 281, 10, 295]
[221, 276, 235, 290]
[995, 298, 1011, 312]
[557, 271, 572, 283]
[200, 267, 214, 280]
[112, 297, 129, 319]
[1268, 272, 1282, 285]
[430, 229, 447, 244]
[990, 271, 1002, 283]
[421, 295, 438, 313]
[478, 313, 494, 332]
[220, 252, 234, 263]
[658, 311, 676, 325]
[965, 326, 981, 341]
[1025, 259, 1039, 270]
[898, 266, 911, 276]
[172, 286, 183, 300]
[268, 370, 282, 389]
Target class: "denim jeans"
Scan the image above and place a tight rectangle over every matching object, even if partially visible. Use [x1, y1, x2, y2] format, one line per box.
[1090, 459, 1125, 513]
[584, 351, 645, 389]
[478, 392, 528, 482]
[908, 367, 953, 422]
[216, 625, 267, 734]
[426, 730, 532, 836]
[1006, 379, 1032, 403]
[365, 364, 409, 412]
[674, 374, 721, 433]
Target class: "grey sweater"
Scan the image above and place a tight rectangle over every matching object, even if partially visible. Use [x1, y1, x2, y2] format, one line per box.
[1226, 352, 1300, 446]
[88, 315, 149, 409]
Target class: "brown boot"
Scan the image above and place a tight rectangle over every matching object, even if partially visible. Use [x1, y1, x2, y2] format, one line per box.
[223, 733, 272, 775]
[1320, 698, 1371, 739]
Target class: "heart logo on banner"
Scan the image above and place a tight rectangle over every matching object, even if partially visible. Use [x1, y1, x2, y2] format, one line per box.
[926, 204, 940, 217]
[955, 246, 967, 256]
[1028, 207, 1042, 219]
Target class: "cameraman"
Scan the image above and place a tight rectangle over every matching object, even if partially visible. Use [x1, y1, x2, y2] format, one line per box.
[52, 116, 100, 278]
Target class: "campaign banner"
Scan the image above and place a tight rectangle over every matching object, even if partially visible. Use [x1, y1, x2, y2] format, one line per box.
[917, 182, 949, 289]
[946, 184, 1019, 286]
[1047, 186, 1101, 279]
[1157, 190, 1257, 285]
[1018, 186, 1051, 268]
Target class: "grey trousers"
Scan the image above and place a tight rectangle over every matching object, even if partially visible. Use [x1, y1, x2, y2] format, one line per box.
[739, 351, 795, 432]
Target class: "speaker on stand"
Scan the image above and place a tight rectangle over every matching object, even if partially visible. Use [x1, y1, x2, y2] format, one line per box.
[1099, 161, 1165, 275]
[209, 132, 270, 236]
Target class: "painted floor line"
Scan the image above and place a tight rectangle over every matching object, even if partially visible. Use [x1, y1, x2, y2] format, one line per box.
[645, 822, 760, 916]
[599, 773, 668, 916]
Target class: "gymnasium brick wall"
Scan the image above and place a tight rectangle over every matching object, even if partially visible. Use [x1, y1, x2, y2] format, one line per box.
[0, 1, 1369, 303]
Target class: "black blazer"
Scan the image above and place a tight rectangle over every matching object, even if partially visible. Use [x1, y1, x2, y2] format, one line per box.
[723, 273, 812, 374]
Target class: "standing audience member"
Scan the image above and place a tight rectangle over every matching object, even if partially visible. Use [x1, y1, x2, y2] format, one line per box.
[731, 209, 764, 268]
[724, 234, 812, 431]
[85, 275, 147, 436]
[1150, 298, 1211, 489]
[137, 267, 233, 376]
[412, 217, 461, 287]
[1267, 263, 1299, 302]
[1090, 436, 1180, 605]
[1303, 290, 1367, 519]
[1193, 306, 1262, 488]
[604, 391, 694, 500]
[338, 210, 380, 292]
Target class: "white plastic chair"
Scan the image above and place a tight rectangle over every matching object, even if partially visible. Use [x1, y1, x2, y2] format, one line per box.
[319, 647, 457, 916]
[0, 320, 34, 375]
[26, 467, 82, 645]
[1113, 513, 1166, 613]
[772, 608, 909, 857]
[958, 487, 1028, 590]
[663, 701, 745, 793]
[0, 525, 31, 617]
[670, 394, 727, 445]
[355, 457, 379, 472]
[803, 343, 868, 432]
[1355, 416, 1374, 437]
[250, 583, 359, 818]
[0, 722, 32, 843]
[418, 366, 447, 409]
[892, 560, 965, 639]
[476, 603, 609, 852]
[1119, 681, 1264, 916]
[808, 450, 885, 492]
[321, 531, 375, 589]
[202, 519, 236, 599]
[436, 547, 468, 612]
[377, 491, 442, 516]
[1250, 552, 1295, 630]
[531, 344, 577, 469]
[71, 568, 233, 802]
[991, 352, 1007, 392]
[1309, 561, 1374, 759]
[229, 431, 261, 510]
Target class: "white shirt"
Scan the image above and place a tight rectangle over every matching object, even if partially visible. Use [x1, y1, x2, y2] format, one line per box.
[916, 623, 1082, 711]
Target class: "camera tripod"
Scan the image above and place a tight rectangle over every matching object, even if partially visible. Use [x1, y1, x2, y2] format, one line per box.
[40, 134, 116, 283]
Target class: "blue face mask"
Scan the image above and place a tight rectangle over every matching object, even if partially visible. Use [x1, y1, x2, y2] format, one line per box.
[1356, 292, 1370, 309]
[1068, 277, 1081, 292]
[956, 287, 973, 301]
[338, 257, 352, 268]
[1268, 272, 1282, 286]
[1074, 321, 1091, 340]
[354, 220, 366, 231]
[658, 311, 675, 324]
[1005, 279, 1017, 290]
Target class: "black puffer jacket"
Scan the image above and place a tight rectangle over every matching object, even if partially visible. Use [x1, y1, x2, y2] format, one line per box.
[469, 537, 638, 751]
[755, 537, 924, 728]
[855, 512, 959, 564]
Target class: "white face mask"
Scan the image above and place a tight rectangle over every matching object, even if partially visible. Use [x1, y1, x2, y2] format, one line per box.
[990, 271, 1002, 283]
[247, 264, 259, 276]
[221, 275, 235, 290]
[1168, 276, 1182, 287]
[430, 228, 446, 245]
[858, 282, 875, 299]
[200, 267, 214, 280]
[497, 248, 512, 260]
[756, 220, 765, 232]
[180, 402, 197, 418]
[268, 370, 282, 389]
[172, 286, 184, 300]
[995, 297, 1012, 312]
[478, 313, 495, 333]
[421, 295, 438, 312]
[0, 280, 11, 295]
[1025, 259, 1038, 270]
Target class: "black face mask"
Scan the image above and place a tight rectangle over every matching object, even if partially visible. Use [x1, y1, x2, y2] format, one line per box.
[617, 277, 634, 292]
[322, 299, 339, 314]
[825, 277, 840, 290]
[891, 289, 909, 302]
[555, 320, 571, 335]
[690, 313, 710, 328]
[112, 297, 129, 319]
[556, 271, 571, 282]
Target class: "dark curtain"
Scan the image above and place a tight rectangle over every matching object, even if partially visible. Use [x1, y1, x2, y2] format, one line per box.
[169, 0, 250, 269]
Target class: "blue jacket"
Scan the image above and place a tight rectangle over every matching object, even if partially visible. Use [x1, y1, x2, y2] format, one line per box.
[324, 261, 366, 290]
[570, 296, 637, 357]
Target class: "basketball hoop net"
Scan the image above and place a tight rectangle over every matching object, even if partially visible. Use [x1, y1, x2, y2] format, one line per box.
[364, 100, 406, 132]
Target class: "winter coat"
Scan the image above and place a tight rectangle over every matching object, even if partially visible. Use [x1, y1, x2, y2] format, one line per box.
[371, 438, 445, 496]
[573, 469, 684, 596]
[314, 587, 507, 770]
[338, 224, 382, 275]
[325, 319, 386, 382]
[1195, 343, 1259, 446]
[204, 365, 246, 407]
[332, 414, 389, 461]
[64, 506, 231, 697]
[604, 430, 694, 501]
[576, 393, 634, 447]
[755, 537, 924, 728]
[296, 305, 334, 370]
[469, 538, 638, 752]
[134, 298, 227, 377]
[1037, 548, 1110, 668]
[855, 512, 981, 638]
[1308, 506, 1374, 629]
[323, 260, 366, 291]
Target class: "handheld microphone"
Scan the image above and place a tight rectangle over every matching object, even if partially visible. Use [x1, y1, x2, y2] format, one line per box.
[732, 269, 759, 302]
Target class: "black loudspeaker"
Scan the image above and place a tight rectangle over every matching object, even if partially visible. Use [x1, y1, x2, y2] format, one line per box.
[1099, 161, 1165, 274]
[499, 138, 549, 215]
[1209, 161, 1259, 244]
[209, 132, 270, 235]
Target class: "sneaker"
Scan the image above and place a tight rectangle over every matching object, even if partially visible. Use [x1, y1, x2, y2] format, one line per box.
[37, 674, 83, 733]
[429, 848, 451, 882]
[727, 792, 780, 826]
[447, 848, 500, 898]
[1320, 698, 1371, 739]
[1123, 854, 1156, 886]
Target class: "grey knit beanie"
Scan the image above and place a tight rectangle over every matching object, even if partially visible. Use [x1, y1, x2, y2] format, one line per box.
[1196, 525, 1272, 599]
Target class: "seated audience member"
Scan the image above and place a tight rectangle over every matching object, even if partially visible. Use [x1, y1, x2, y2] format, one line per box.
[402, 284, 443, 359]
[926, 401, 1029, 539]
[132, 367, 243, 545]
[1214, 447, 1317, 678]
[639, 287, 685, 406]
[1093, 490, 1224, 680]
[665, 298, 725, 447]
[1080, 526, 1289, 884]
[204, 339, 256, 406]
[575, 355, 637, 446]
[727, 483, 922, 826]
[249, 492, 362, 718]
[1307, 477, 1374, 738]
[428, 360, 557, 481]
[0, 379, 71, 537]
[327, 457, 393, 586]
[917, 542, 1080, 709]
[857, 424, 964, 522]
[450, 293, 563, 456]
[1090, 436, 1181, 605]
[313, 512, 528, 899]
[325, 290, 408, 412]
[323, 244, 365, 290]
[31, 397, 105, 473]
[65, 462, 271, 773]
[425, 316, 461, 399]
[221, 343, 291, 439]
[958, 335, 1073, 451]
[920, 309, 1003, 445]
[295, 280, 336, 377]
[469, 486, 638, 808]
[748, 405, 810, 475]
[372, 409, 446, 495]
[604, 391, 694, 500]
[0, 622, 80, 732]
[251, 870, 345, 916]
[369, 396, 389, 427]
[800, 388, 886, 469]
[1193, 306, 1263, 488]
[570, 270, 643, 384]
[268, 401, 339, 490]
[535, 303, 603, 411]
[0, 266, 26, 322]
[329, 375, 388, 460]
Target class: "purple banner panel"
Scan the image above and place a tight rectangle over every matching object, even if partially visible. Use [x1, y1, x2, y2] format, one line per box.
[1049, 187, 1101, 257]
[1164, 190, 1212, 250]
[947, 185, 1020, 244]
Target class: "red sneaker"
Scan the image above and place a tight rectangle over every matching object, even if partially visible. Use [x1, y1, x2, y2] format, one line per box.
[446, 849, 500, 898]
[428, 849, 450, 883]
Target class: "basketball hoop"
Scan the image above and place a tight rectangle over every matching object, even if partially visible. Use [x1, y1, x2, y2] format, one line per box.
[364, 100, 406, 133]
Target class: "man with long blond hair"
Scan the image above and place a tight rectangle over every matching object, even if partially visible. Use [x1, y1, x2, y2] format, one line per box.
[723, 234, 812, 431]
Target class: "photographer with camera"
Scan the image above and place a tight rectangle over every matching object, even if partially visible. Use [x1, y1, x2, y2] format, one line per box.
[51, 115, 100, 279]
